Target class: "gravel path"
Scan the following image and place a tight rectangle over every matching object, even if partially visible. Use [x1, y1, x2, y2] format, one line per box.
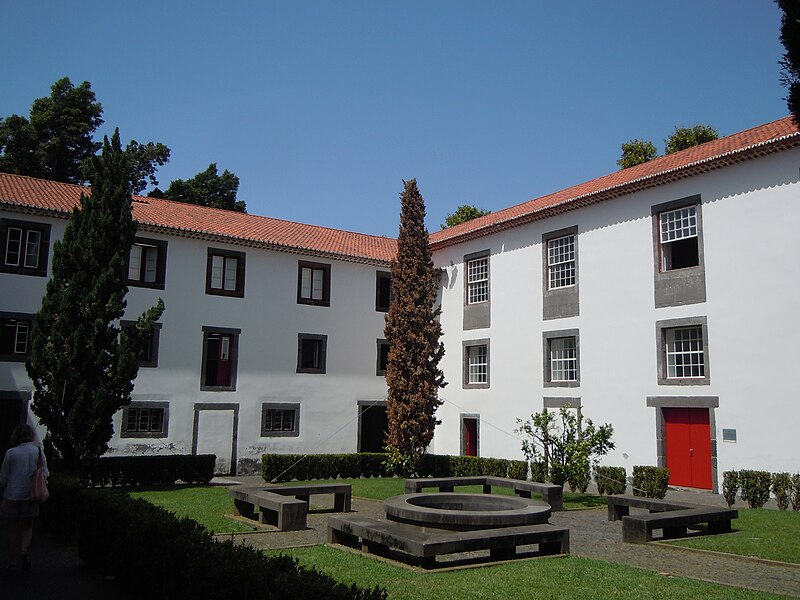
[220, 481, 800, 598]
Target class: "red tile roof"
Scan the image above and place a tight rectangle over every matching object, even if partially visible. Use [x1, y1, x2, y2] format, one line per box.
[429, 116, 800, 249]
[0, 173, 397, 264]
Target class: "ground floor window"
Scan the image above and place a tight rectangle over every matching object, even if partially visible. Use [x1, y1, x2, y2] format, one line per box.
[261, 404, 300, 437]
[121, 402, 169, 438]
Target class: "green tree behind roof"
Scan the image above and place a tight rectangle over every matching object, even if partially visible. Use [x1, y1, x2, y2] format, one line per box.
[441, 204, 491, 229]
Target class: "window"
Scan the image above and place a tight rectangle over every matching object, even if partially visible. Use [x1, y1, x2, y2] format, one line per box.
[659, 206, 699, 271]
[297, 333, 327, 374]
[121, 402, 169, 438]
[1, 218, 50, 277]
[0, 314, 33, 361]
[121, 321, 161, 368]
[201, 327, 240, 390]
[547, 235, 576, 289]
[466, 256, 489, 304]
[376, 339, 390, 375]
[297, 261, 331, 306]
[206, 248, 245, 297]
[651, 197, 706, 308]
[376, 271, 392, 312]
[542, 226, 579, 320]
[261, 404, 300, 437]
[656, 317, 710, 385]
[462, 339, 490, 389]
[128, 238, 167, 289]
[543, 329, 580, 387]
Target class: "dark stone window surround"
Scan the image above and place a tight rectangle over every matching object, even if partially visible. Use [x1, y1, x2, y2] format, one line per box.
[542, 328, 580, 388]
[376, 338, 389, 376]
[0, 311, 35, 362]
[128, 236, 168, 290]
[463, 249, 490, 331]
[205, 247, 246, 298]
[200, 326, 241, 391]
[260, 402, 301, 437]
[462, 338, 490, 389]
[296, 333, 328, 374]
[651, 196, 706, 308]
[646, 395, 719, 493]
[0, 218, 51, 277]
[121, 401, 170, 438]
[655, 316, 710, 386]
[297, 260, 331, 307]
[542, 225, 579, 320]
[120, 320, 162, 368]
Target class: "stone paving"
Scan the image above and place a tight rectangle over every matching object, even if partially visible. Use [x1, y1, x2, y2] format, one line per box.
[220, 478, 800, 598]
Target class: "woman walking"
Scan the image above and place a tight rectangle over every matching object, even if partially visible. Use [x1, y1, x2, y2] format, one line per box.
[0, 424, 48, 571]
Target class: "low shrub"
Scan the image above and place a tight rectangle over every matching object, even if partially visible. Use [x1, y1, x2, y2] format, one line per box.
[529, 461, 548, 484]
[567, 459, 591, 493]
[72, 489, 385, 600]
[80, 455, 216, 487]
[772, 472, 792, 511]
[722, 470, 739, 508]
[595, 466, 626, 495]
[739, 470, 772, 508]
[632, 466, 669, 498]
[792, 473, 800, 511]
[261, 453, 528, 482]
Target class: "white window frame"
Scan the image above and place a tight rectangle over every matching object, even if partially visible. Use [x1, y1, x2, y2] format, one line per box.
[665, 326, 705, 379]
[549, 337, 577, 382]
[466, 256, 489, 304]
[659, 206, 698, 272]
[467, 345, 488, 384]
[547, 234, 576, 289]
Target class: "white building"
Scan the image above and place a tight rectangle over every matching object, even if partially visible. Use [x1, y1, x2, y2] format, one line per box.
[1, 116, 798, 488]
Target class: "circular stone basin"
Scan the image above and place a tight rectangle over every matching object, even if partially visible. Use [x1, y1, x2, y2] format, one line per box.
[384, 493, 551, 531]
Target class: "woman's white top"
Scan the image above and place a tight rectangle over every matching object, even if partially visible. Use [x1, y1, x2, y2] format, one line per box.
[0, 442, 49, 501]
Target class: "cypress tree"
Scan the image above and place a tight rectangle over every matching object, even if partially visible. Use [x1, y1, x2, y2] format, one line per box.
[384, 179, 446, 474]
[26, 130, 164, 471]
[778, 0, 800, 125]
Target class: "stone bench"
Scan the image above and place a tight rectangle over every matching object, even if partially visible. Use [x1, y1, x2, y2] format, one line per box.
[607, 495, 738, 543]
[404, 476, 563, 511]
[328, 514, 569, 568]
[229, 483, 352, 531]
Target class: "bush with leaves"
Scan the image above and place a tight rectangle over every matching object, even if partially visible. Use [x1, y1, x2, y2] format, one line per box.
[722, 470, 739, 508]
[772, 472, 792, 511]
[632, 466, 670, 499]
[516, 405, 614, 489]
[792, 473, 800, 511]
[595, 466, 626, 495]
[738, 470, 772, 508]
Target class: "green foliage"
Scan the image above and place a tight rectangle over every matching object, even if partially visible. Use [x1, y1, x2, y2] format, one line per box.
[515, 406, 614, 489]
[440, 204, 491, 229]
[0, 77, 170, 190]
[152, 162, 245, 212]
[72, 489, 385, 600]
[80, 454, 215, 487]
[0, 77, 103, 183]
[631, 466, 670, 498]
[25, 132, 165, 472]
[738, 470, 772, 509]
[384, 179, 446, 474]
[664, 124, 718, 154]
[792, 473, 800, 511]
[772, 472, 792, 511]
[722, 470, 739, 508]
[617, 139, 658, 169]
[595, 466, 626, 495]
[778, 0, 800, 125]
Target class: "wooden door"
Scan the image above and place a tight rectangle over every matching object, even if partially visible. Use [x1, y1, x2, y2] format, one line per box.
[463, 418, 478, 457]
[663, 408, 712, 489]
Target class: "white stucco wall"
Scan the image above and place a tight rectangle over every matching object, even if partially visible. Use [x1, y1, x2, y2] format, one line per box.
[432, 148, 800, 487]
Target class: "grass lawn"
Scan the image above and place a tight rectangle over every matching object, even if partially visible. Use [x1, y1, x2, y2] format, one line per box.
[269, 545, 783, 600]
[666, 508, 800, 563]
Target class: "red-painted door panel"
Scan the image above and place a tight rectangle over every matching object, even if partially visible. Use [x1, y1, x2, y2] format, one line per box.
[463, 419, 478, 457]
[663, 408, 712, 490]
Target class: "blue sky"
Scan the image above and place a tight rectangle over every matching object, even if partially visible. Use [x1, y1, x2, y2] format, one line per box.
[1, 1, 788, 237]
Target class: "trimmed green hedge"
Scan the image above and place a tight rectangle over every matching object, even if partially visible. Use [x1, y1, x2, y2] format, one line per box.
[80, 454, 216, 487]
[632, 465, 670, 498]
[261, 453, 528, 482]
[595, 466, 626, 495]
[43, 476, 385, 600]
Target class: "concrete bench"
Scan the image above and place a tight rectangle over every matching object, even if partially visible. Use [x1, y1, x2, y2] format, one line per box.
[328, 514, 569, 568]
[229, 483, 352, 531]
[229, 487, 307, 531]
[607, 495, 737, 543]
[404, 476, 563, 511]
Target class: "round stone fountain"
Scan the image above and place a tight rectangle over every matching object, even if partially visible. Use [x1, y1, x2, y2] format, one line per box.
[384, 492, 551, 531]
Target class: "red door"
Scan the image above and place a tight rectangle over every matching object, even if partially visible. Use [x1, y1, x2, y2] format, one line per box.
[663, 408, 712, 489]
[463, 418, 478, 457]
